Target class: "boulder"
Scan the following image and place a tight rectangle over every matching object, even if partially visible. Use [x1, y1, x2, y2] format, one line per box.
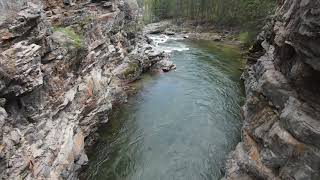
[212, 35, 222, 41]
[155, 59, 176, 72]
[143, 21, 172, 34]
[164, 30, 175, 36]
[112, 61, 142, 83]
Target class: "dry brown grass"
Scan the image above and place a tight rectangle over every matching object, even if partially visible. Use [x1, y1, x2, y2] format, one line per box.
[294, 143, 305, 157]
[86, 78, 94, 98]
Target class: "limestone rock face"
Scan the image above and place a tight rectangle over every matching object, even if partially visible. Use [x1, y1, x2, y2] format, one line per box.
[0, 0, 171, 179]
[224, 0, 320, 180]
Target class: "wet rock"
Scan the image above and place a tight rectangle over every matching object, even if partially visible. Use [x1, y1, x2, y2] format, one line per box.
[164, 30, 175, 35]
[155, 59, 176, 72]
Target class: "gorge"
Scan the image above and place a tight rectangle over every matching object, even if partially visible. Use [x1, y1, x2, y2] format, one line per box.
[82, 35, 244, 180]
[0, 0, 320, 180]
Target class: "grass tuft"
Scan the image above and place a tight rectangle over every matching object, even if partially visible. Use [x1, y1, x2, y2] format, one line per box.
[53, 27, 84, 49]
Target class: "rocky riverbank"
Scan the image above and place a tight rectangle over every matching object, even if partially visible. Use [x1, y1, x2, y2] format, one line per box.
[143, 20, 241, 45]
[224, 0, 320, 179]
[0, 0, 175, 179]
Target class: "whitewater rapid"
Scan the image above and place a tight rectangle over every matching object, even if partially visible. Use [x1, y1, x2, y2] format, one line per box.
[147, 34, 190, 53]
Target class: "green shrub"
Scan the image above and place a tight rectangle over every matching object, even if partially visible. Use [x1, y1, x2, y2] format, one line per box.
[239, 31, 258, 47]
[239, 32, 249, 44]
[53, 27, 84, 49]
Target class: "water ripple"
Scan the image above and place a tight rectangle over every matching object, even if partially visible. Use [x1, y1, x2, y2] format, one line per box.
[83, 36, 244, 180]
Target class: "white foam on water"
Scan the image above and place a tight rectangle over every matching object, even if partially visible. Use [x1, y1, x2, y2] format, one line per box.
[148, 34, 189, 53]
[158, 46, 190, 53]
[149, 35, 169, 44]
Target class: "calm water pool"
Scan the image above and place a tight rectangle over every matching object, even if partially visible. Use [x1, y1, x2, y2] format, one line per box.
[83, 36, 244, 180]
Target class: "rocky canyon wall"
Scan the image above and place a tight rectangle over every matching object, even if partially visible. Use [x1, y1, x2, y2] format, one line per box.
[0, 0, 173, 179]
[224, 0, 320, 179]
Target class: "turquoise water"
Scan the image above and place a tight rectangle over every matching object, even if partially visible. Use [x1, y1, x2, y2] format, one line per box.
[83, 38, 244, 180]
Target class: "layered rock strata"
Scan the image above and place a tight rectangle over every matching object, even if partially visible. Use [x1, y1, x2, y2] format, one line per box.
[0, 0, 173, 179]
[224, 0, 320, 179]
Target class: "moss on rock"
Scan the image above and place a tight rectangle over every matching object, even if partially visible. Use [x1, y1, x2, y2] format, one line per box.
[53, 27, 84, 49]
[122, 62, 140, 78]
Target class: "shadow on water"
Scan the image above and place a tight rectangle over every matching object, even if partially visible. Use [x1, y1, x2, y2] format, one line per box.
[82, 38, 245, 180]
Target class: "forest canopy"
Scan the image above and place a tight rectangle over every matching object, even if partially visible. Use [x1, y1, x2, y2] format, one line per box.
[143, 0, 276, 30]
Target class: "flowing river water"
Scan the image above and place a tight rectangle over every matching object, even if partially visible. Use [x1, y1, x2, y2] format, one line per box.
[83, 35, 244, 180]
